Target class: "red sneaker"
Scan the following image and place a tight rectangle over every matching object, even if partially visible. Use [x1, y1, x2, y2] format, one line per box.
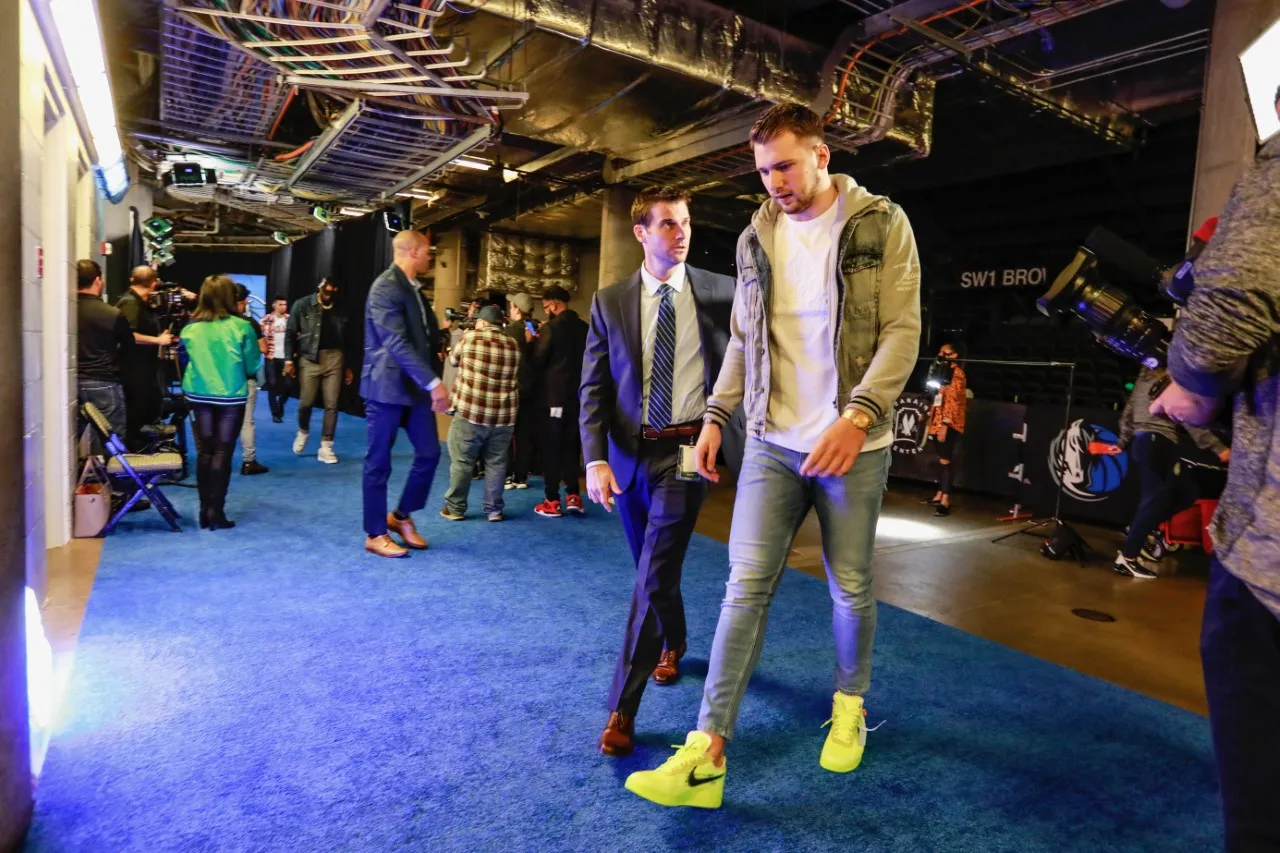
[564, 494, 585, 515]
[535, 499, 562, 518]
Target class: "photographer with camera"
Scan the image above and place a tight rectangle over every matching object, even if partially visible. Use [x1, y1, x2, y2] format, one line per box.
[285, 278, 354, 464]
[115, 266, 176, 451]
[923, 343, 965, 517]
[1149, 87, 1280, 852]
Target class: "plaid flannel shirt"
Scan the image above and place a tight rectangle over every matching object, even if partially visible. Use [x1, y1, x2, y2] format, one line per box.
[451, 326, 521, 426]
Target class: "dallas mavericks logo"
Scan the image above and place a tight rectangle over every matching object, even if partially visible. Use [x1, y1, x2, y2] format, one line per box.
[892, 396, 931, 455]
[1049, 420, 1128, 502]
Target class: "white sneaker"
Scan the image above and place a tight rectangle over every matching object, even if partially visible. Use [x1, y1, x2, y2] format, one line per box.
[317, 441, 338, 464]
[1113, 552, 1157, 579]
[293, 430, 309, 455]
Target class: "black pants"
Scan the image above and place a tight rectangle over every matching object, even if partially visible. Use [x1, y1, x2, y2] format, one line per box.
[264, 358, 289, 420]
[1202, 558, 1280, 852]
[608, 438, 705, 716]
[1123, 432, 1198, 558]
[192, 403, 246, 521]
[122, 364, 163, 451]
[542, 404, 581, 502]
[509, 400, 538, 484]
[929, 428, 959, 495]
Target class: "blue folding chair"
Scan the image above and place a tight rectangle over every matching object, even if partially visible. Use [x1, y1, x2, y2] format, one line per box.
[82, 402, 184, 534]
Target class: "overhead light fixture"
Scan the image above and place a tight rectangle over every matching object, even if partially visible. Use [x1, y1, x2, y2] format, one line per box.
[452, 156, 492, 171]
[339, 207, 373, 217]
[395, 188, 443, 202]
[502, 168, 520, 183]
[48, 0, 128, 202]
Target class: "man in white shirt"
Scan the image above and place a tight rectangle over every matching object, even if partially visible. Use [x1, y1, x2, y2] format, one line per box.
[580, 187, 735, 758]
[262, 297, 290, 423]
[625, 103, 921, 809]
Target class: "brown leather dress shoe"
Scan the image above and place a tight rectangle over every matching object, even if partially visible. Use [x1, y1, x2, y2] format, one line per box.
[387, 513, 428, 549]
[652, 645, 686, 685]
[599, 712, 635, 757]
[365, 534, 409, 559]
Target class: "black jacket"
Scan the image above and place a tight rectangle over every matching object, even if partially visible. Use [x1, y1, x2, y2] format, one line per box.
[534, 308, 588, 408]
[285, 293, 352, 364]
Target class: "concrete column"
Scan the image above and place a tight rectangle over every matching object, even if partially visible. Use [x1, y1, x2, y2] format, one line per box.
[1189, 0, 1280, 235]
[431, 229, 466, 324]
[597, 188, 643, 292]
[0, 0, 33, 846]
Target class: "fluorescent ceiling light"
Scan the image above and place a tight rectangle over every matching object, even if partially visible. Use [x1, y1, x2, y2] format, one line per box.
[502, 168, 520, 183]
[339, 207, 373, 217]
[49, 0, 129, 202]
[452, 156, 492, 171]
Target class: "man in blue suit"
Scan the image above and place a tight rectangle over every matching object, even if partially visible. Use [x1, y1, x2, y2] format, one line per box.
[580, 187, 735, 756]
[361, 230, 450, 558]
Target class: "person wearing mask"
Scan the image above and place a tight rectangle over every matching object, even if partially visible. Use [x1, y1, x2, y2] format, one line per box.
[923, 342, 966, 517]
[75, 259, 134, 440]
[579, 186, 735, 757]
[262, 297, 290, 423]
[625, 103, 920, 809]
[502, 292, 538, 490]
[532, 284, 589, 517]
[234, 284, 270, 476]
[1115, 365, 1229, 579]
[285, 277, 353, 464]
[115, 265, 174, 450]
[361, 230, 450, 559]
[180, 275, 262, 530]
[441, 305, 521, 522]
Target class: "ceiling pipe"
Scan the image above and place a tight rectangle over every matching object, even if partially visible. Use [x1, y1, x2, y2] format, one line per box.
[446, 0, 829, 108]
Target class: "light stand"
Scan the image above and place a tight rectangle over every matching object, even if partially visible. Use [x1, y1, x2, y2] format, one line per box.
[991, 360, 1094, 564]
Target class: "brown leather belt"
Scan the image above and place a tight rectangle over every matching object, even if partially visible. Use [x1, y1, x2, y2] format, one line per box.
[641, 421, 702, 440]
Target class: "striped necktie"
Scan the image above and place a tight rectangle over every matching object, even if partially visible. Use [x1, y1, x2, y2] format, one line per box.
[649, 284, 676, 430]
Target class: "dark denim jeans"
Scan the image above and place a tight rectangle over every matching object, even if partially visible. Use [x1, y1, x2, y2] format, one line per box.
[698, 439, 891, 739]
[1202, 557, 1280, 852]
[362, 399, 440, 537]
[79, 379, 126, 440]
[444, 417, 513, 515]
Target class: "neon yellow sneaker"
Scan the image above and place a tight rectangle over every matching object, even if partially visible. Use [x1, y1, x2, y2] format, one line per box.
[624, 731, 726, 809]
[820, 692, 868, 773]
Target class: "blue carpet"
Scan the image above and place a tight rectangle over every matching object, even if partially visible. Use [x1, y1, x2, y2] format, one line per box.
[28, 413, 1220, 852]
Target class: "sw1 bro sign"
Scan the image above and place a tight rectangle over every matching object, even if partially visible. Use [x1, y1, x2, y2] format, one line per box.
[960, 267, 1050, 288]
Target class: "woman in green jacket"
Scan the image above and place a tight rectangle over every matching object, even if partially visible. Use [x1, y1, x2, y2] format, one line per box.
[181, 275, 263, 529]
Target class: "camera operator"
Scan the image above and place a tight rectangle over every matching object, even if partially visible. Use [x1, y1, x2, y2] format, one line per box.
[115, 266, 175, 450]
[1116, 364, 1229, 580]
[1149, 86, 1280, 852]
[923, 343, 965, 517]
[502, 293, 539, 489]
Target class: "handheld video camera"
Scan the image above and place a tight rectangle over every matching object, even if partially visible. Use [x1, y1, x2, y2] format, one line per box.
[150, 282, 193, 334]
[444, 306, 476, 330]
[1036, 227, 1193, 369]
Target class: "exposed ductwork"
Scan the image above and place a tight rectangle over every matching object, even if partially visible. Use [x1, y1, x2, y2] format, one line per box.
[449, 0, 829, 108]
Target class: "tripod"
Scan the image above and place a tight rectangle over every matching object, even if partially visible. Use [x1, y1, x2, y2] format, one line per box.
[991, 360, 1094, 563]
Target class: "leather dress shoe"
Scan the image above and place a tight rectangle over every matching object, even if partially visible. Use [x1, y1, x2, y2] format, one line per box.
[652, 645, 685, 685]
[365, 534, 409, 559]
[387, 513, 428, 549]
[599, 712, 635, 757]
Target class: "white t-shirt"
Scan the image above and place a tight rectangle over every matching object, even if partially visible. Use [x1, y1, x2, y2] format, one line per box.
[764, 202, 841, 453]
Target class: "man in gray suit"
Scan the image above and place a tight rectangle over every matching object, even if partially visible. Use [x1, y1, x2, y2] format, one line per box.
[579, 186, 735, 757]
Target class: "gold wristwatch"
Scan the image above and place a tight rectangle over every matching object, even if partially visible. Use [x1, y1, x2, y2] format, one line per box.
[841, 408, 874, 431]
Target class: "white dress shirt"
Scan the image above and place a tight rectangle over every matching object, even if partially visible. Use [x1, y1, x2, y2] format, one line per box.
[639, 262, 706, 426]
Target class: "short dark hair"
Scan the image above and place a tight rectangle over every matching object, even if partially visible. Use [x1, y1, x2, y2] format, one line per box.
[749, 103, 825, 147]
[631, 186, 692, 227]
[191, 275, 238, 323]
[76, 259, 102, 291]
[543, 285, 571, 303]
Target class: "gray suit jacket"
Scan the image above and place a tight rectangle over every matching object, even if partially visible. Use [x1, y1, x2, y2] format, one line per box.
[579, 265, 737, 491]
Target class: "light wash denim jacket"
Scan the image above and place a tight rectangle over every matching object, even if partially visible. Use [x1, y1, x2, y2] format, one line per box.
[704, 174, 922, 447]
